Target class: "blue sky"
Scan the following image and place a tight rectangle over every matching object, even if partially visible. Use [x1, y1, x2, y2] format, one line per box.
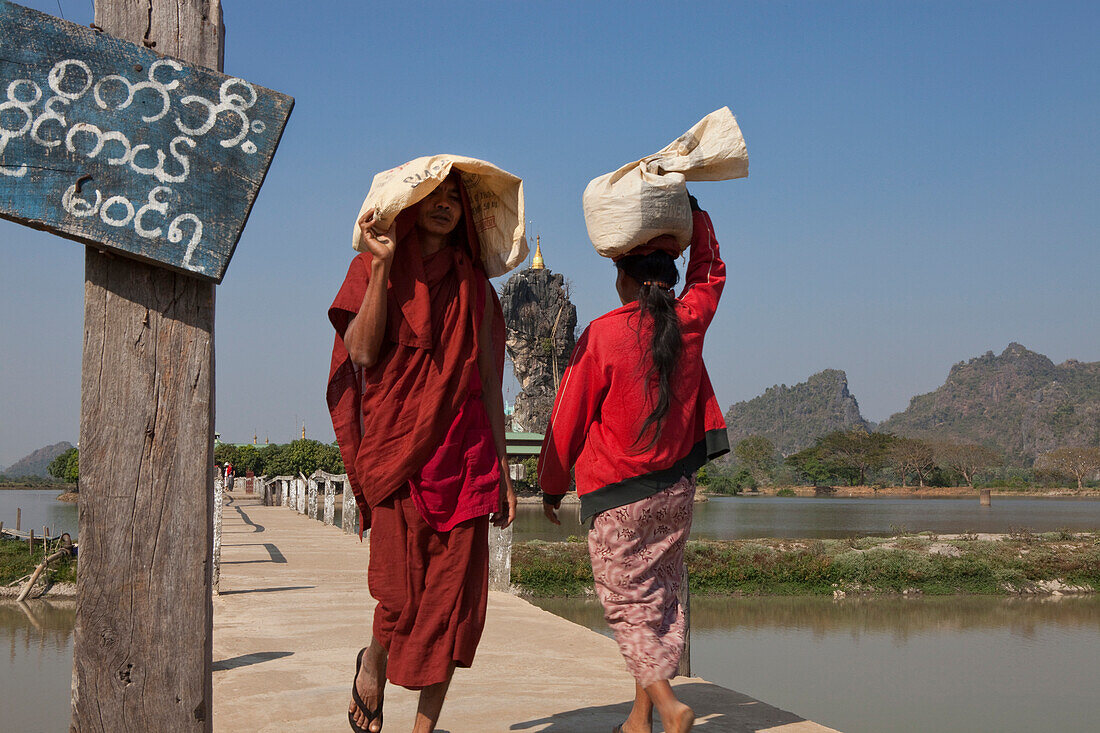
[2, 1, 1098, 466]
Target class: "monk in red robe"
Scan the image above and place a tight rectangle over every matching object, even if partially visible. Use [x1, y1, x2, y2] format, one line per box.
[327, 173, 516, 733]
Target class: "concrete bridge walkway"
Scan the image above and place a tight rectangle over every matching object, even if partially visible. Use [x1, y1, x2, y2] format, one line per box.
[212, 494, 841, 733]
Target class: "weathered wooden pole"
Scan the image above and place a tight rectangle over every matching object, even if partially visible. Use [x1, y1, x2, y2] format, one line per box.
[72, 2, 223, 731]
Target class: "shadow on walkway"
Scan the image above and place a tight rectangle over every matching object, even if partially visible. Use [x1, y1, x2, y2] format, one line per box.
[218, 585, 315, 596]
[222, 542, 286, 565]
[231, 504, 265, 533]
[511, 681, 829, 732]
[213, 651, 293, 671]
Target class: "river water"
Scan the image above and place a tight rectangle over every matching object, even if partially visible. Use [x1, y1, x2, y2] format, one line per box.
[513, 495, 1100, 541]
[0, 489, 78, 539]
[534, 594, 1100, 733]
[0, 601, 74, 733]
[6, 490, 1100, 543]
[4, 490, 1100, 730]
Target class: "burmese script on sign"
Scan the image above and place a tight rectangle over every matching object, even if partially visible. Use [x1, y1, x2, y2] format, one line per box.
[0, 1, 293, 281]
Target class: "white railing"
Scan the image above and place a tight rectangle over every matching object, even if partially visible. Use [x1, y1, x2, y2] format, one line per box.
[218, 470, 513, 593]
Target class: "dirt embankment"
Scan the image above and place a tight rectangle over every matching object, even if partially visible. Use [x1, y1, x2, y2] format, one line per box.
[712, 485, 1100, 499]
[512, 532, 1100, 598]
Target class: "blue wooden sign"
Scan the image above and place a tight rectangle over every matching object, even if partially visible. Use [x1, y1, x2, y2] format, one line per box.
[0, 0, 293, 282]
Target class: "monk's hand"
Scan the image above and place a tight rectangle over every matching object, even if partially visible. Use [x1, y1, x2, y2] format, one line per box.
[358, 208, 396, 262]
[542, 501, 561, 526]
[492, 474, 517, 529]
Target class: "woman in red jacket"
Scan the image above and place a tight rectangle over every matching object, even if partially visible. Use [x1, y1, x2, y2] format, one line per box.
[539, 195, 728, 733]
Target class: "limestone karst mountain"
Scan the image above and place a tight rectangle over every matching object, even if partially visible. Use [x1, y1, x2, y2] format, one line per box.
[878, 343, 1100, 461]
[724, 369, 871, 456]
[500, 241, 577, 435]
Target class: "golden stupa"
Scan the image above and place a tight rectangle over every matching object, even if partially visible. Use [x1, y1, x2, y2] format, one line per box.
[530, 235, 545, 270]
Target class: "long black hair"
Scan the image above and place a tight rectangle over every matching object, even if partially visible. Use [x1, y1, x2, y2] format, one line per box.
[616, 250, 682, 449]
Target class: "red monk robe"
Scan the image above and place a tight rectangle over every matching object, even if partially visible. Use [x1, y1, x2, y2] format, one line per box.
[327, 178, 507, 689]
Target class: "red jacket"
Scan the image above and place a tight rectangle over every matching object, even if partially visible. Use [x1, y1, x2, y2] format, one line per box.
[538, 210, 730, 521]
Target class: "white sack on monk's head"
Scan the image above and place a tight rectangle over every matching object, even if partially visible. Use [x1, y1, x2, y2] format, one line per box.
[583, 107, 749, 259]
[352, 154, 528, 278]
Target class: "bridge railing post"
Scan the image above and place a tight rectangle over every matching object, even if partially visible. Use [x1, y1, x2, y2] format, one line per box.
[342, 481, 357, 535]
[488, 523, 513, 592]
[213, 474, 224, 594]
[307, 475, 318, 520]
[323, 477, 335, 526]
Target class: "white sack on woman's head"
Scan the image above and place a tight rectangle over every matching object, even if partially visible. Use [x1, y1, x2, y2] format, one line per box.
[352, 154, 528, 278]
[583, 107, 749, 259]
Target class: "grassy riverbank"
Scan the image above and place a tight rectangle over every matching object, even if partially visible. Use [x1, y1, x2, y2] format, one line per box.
[512, 532, 1100, 597]
[0, 537, 77, 587]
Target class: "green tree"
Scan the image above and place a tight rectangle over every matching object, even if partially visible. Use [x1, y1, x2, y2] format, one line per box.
[517, 456, 541, 492]
[233, 444, 263, 476]
[933, 442, 1002, 488]
[47, 447, 79, 485]
[734, 435, 778, 483]
[887, 437, 935, 488]
[785, 445, 854, 485]
[214, 443, 241, 469]
[261, 439, 344, 477]
[817, 429, 894, 485]
[1035, 446, 1100, 489]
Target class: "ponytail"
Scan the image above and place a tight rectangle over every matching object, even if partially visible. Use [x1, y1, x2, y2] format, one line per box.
[615, 251, 682, 449]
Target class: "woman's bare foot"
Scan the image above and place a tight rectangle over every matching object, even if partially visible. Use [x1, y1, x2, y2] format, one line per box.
[658, 701, 694, 733]
[350, 641, 387, 732]
[619, 681, 654, 732]
[619, 712, 653, 732]
[643, 680, 694, 733]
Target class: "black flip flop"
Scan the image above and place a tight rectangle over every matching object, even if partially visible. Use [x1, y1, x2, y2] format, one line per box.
[349, 647, 383, 732]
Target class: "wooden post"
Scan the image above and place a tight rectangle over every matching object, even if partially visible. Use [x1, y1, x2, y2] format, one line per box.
[980, 488, 992, 506]
[72, 3, 224, 731]
[323, 479, 335, 526]
[677, 563, 691, 677]
[297, 477, 307, 514]
[16, 507, 20, 531]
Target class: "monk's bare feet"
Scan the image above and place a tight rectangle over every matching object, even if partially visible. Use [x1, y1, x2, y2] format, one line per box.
[350, 641, 387, 732]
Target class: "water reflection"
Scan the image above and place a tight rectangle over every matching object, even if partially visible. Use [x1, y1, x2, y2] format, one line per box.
[532, 594, 1100, 733]
[515, 496, 1100, 541]
[1, 601, 75, 733]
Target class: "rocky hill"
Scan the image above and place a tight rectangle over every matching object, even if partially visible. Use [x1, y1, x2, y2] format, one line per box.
[1, 441, 74, 478]
[878, 343, 1100, 461]
[725, 370, 871, 455]
[500, 262, 576, 435]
